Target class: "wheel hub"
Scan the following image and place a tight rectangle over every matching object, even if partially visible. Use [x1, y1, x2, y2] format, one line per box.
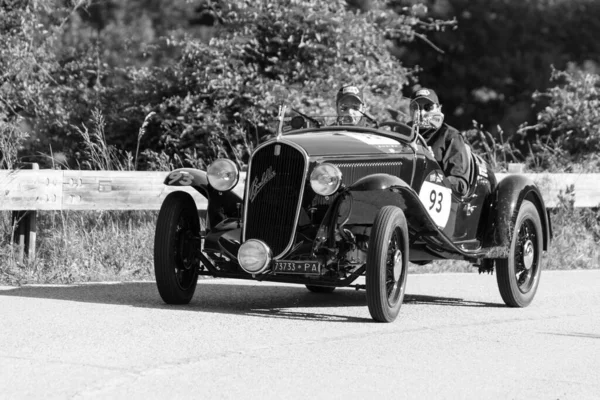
[393, 250, 403, 281]
[522, 240, 534, 270]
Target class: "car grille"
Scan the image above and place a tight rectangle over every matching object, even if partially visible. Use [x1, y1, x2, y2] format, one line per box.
[243, 142, 307, 258]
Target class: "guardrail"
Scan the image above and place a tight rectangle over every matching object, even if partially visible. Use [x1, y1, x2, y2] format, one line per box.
[2, 166, 599, 262]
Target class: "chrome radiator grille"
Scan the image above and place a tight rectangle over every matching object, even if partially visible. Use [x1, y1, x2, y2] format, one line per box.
[243, 142, 307, 258]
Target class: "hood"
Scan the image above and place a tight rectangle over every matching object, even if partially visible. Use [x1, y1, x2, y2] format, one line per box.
[281, 131, 408, 157]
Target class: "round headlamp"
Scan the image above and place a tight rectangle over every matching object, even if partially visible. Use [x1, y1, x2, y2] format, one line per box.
[207, 159, 239, 192]
[238, 239, 272, 274]
[310, 163, 342, 196]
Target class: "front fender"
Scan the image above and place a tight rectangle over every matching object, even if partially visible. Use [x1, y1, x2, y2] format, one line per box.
[484, 174, 551, 250]
[164, 168, 209, 189]
[348, 173, 407, 191]
[163, 168, 243, 230]
[338, 175, 438, 233]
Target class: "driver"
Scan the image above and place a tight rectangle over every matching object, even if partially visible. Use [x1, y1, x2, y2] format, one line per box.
[410, 88, 471, 197]
[336, 85, 367, 126]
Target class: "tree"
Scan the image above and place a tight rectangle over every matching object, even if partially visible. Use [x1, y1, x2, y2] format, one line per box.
[392, 0, 600, 139]
[1, 0, 450, 170]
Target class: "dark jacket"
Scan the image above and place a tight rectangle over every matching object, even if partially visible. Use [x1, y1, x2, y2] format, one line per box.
[426, 124, 471, 196]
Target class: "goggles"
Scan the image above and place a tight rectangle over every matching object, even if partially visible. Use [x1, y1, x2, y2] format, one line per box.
[338, 104, 364, 113]
[410, 102, 438, 113]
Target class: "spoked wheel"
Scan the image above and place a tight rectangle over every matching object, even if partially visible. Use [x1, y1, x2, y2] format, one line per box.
[496, 200, 543, 307]
[305, 285, 336, 293]
[366, 206, 409, 322]
[154, 192, 201, 304]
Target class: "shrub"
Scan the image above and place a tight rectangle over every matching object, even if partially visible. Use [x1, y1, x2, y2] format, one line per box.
[393, 0, 600, 138]
[0, 119, 29, 169]
[1, 0, 451, 170]
[463, 121, 522, 172]
[520, 66, 600, 172]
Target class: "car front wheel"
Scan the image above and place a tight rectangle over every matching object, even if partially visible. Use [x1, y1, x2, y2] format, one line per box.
[154, 192, 201, 304]
[496, 199, 543, 307]
[366, 206, 409, 323]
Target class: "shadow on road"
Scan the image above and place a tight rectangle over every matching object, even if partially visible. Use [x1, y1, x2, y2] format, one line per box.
[404, 294, 505, 308]
[0, 279, 503, 322]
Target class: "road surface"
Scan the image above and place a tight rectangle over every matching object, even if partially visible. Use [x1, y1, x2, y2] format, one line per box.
[1, 270, 599, 399]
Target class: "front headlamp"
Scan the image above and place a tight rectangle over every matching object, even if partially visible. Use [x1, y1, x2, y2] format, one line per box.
[238, 239, 272, 274]
[207, 159, 239, 192]
[310, 163, 342, 196]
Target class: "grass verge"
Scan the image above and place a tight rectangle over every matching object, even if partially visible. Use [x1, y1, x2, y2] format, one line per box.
[1, 204, 598, 285]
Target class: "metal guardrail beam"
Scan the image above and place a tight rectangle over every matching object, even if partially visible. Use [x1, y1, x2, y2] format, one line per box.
[1, 170, 598, 210]
[0, 170, 209, 211]
[2, 168, 598, 264]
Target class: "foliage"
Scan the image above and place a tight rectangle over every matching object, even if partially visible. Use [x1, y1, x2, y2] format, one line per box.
[1, 0, 446, 171]
[3, 0, 600, 171]
[519, 67, 600, 172]
[131, 0, 424, 170]
[393, 0, 600, 139]
[0, 119, 29, 169]
[463, 121, 521, 172]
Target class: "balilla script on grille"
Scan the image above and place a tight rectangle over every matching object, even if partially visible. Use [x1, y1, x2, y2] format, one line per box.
[249, 166, 276, 203]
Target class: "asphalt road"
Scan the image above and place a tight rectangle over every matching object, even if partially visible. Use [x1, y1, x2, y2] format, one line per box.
[1, 270, 599, 399]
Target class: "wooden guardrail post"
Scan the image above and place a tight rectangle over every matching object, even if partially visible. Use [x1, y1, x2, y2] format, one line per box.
[11, 162, 39, 263]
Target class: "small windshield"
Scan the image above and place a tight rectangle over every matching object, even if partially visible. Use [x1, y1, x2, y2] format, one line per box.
[265, 87, 417, 143]
[277, 114, 417, 144]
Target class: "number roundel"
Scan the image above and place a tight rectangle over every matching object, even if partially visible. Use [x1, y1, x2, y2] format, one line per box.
[167, 171, 193, 186]
[418, 181, 452, 228]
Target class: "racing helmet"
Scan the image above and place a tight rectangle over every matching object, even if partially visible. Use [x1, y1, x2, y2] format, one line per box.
[410, 88, 444, 139]
[336, 85, 365, 126]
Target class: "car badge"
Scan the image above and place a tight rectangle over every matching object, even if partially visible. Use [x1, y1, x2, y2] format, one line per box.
[274, 144, 281, 156]
[249, 166, 276, 203]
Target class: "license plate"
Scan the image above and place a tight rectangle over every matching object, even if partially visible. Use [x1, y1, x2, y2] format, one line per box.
[273, 260, 321, 274]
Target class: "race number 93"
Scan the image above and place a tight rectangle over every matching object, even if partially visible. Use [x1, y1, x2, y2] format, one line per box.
[167, 171, 193, 186]
[418, 181, 452, 228]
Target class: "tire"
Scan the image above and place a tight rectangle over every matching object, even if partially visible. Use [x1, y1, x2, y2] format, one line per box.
[366, 206, 409, 322]
[496, 200, 543, 307]
[154, 192, 201, 304]
[305, 285, 336, 293]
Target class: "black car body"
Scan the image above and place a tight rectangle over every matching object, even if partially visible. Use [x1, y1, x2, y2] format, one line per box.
[154, 114, 552, 322]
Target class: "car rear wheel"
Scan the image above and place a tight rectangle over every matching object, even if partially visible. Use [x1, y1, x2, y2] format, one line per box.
[154, 192, 201, 304]
[496, 200, 543, 307]
[305, 285, 336, 293]
[366, 206, 409, 322]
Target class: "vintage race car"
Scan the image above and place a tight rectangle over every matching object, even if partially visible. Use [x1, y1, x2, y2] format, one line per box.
[154, 107, 552, 323]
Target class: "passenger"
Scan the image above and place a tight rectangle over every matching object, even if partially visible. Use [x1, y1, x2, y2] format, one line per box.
[410, 88, 471, 197]
[336, 85, 367, 126]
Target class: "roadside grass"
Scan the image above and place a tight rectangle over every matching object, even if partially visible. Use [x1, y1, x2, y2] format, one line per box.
[1, 201, 598, 285]
[0, 210, 157, 285]
[544, 205, 600, 270]
[418, 200, 600, 274]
